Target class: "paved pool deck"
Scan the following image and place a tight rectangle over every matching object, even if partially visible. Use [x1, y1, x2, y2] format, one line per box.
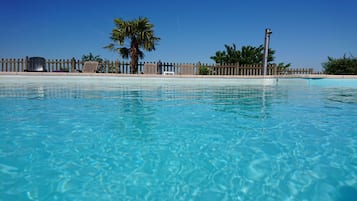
[0, 72, 357, 79]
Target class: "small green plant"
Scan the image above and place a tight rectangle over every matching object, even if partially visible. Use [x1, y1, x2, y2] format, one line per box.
[199, 65, 211, 75]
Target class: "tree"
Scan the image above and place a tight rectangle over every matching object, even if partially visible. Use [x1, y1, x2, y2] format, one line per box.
[323, 55, 357, 75]
[210, 43, 275, 65]
[210, 50, 226, 65]
[105, 17, 160, 74]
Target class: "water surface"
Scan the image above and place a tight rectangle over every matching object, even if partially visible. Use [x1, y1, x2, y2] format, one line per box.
[0, 76, 356, 201]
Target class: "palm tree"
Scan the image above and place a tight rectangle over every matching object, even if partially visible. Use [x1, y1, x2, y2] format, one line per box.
[105, 17, 160, 74]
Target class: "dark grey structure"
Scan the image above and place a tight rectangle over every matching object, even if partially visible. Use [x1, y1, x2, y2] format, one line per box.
[27, 57, 46, 72]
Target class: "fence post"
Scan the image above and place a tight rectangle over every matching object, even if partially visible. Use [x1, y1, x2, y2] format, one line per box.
[20, 58, 24, 72]
[5, 59, 9, 72]
[11, 58, 14, 72]
[15, 58, 19, 72]
[196, 62, 201, 75]
[8, 59, 11, 72]
[16, 59, 19, 72]
[6, 59, 9, 72]
[157, 60, 162, 74]
[71, 57, 76, 72]
[65, 59, 69, 72]
[113, 60, 117, 73]
[25, 56, 29, 71]
[77, 60, 81, 72]
[103, 60, 107, 73]
[4, 58, 7, 72]
[49, 59, 53, 72]
[0, 58, 3, 72]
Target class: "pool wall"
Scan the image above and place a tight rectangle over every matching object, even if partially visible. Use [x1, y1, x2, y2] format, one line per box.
[0, 73, 357, 88]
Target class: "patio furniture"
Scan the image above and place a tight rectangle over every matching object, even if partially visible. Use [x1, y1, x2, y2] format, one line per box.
[80, 61, 99, 73]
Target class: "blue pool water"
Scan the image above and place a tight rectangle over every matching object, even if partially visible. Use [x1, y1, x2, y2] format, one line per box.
[0, 76, 356, 201]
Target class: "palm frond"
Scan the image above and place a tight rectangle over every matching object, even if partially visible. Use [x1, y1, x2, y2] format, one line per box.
[119, 48, 130, 59]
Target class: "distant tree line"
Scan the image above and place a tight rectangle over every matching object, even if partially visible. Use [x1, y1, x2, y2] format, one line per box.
[323, 55, 357, 74]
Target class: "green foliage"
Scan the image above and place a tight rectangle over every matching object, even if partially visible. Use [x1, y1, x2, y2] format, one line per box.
[211, 50, 227, 65]
[105, 17, 160, 74]
[210, 43, 275, 65]
[82, 52, 103, 62]
[81, 53, 105, 72]
[277, 62, 291, 70]
[323, 55, 357, 75]
[199, 65, 211, 75]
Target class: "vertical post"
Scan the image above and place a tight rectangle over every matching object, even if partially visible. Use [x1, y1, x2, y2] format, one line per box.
[157, 60, 162, 74]
[1, 58, 3, 72]
[235, 63, 239, 75]
[115, 59, 119, 73]
[15, 58, 19, 72]
[55, 59, 58, 71]
[263, 28, 272, 76]
[196, 62, 201, 75]
[25, 56, 29, 72]
[71, 57, 76, 72]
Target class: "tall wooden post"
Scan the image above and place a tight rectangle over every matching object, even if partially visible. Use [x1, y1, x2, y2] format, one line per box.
[263, 28, 272, 76]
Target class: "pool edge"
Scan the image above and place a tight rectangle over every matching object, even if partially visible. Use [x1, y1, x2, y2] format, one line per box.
[1, 72, 357, 79]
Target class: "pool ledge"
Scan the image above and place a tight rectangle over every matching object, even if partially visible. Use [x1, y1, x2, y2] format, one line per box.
[0, 72, 357, 79]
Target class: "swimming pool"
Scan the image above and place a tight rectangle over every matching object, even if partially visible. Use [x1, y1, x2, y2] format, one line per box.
[0, 76, 356, 201]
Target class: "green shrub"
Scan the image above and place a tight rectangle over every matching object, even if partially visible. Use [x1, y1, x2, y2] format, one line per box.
[323, 55, 357, 75]
[199, 66, 211, 75]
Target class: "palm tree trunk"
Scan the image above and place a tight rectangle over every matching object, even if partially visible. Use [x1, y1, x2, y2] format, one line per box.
[130, 57, 138, 74]
[130, 43, 139, 74]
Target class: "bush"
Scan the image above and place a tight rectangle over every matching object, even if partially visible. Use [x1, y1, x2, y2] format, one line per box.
[199, 66, 211, 75]
[323, 55, 357, 75]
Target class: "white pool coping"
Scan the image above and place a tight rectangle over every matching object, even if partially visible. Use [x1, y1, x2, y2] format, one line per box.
[1, 72, 357, 79]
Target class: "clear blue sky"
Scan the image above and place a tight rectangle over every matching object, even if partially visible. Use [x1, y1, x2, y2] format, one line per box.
[1, 0, 356, 71]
